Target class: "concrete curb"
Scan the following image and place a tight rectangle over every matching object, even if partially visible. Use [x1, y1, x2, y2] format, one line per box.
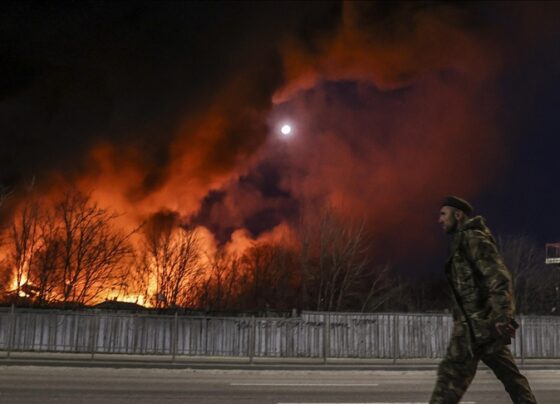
[1, 355, 559, 371]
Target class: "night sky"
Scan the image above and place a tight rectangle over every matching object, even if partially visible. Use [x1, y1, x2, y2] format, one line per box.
[1, 1, 560, 277]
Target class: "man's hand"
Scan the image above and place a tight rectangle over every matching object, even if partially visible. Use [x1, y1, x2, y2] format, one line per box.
[495, 321, 517, 338]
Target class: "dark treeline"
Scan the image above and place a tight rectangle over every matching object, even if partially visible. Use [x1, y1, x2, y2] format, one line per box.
[1, 189, 559, 315]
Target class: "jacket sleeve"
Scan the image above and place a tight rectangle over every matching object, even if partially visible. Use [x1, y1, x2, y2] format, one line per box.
[463, 230, 515, 324]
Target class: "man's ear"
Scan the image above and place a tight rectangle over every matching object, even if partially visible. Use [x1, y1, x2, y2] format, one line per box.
[454, 210, 464, 221]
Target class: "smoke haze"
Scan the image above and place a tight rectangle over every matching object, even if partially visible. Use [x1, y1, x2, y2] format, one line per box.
[2, 1, 559, 271]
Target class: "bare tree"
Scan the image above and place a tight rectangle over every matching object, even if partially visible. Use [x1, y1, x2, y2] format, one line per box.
[201, 247, 242, 310]
[118, 250, 152, 306]
[56, 191, 134, 305]
[6, 200, 41, 296]
[236, 243, 298, 311]
[28, 214, 62, 305]
[141, 213, 205, 308]
[359, 264, 397, 312]
[298, 208, 394, 312]
[498, 234, 560, 315]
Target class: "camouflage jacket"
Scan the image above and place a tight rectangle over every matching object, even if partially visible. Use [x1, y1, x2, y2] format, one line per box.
[445, 216, 515, 353]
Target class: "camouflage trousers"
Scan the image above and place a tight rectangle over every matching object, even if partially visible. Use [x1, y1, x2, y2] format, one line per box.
[430, 334, 537, 404]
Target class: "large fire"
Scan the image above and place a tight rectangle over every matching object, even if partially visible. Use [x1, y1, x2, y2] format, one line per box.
[9, 272, 29, 298]
[0, 2, 519, 310]
[0, 185, 295, 308]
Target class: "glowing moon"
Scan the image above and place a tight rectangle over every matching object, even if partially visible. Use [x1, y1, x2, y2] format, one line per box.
[281, 124, 292, 135]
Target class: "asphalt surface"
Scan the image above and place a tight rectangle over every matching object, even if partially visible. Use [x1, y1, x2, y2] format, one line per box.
[2, 351, 560, 371]
[0, 366, 558, 404]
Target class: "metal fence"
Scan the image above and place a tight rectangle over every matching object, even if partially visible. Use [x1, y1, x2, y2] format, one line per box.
[1, 307, 559, 360]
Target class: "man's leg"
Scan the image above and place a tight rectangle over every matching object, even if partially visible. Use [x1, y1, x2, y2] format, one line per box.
[481, 346, 537, 404]
[430, 335, 479, 404]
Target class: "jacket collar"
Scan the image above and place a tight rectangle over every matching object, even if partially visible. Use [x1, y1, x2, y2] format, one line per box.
[445, 216, 486, 267]
[458, 215, 486, 232]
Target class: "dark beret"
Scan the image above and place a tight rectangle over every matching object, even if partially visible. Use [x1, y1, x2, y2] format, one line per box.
[441, 196, 473, 215]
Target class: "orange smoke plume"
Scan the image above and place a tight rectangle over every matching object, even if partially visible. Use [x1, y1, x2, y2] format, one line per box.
[261, 2, 508, 261]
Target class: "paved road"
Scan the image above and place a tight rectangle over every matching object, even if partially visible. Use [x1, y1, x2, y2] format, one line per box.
[0, 366, 557, 403]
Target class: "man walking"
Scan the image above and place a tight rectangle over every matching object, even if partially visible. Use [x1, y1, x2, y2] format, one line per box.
[430, 196, 537, 404]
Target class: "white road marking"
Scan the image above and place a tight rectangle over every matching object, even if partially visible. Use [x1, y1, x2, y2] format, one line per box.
[231, 383, 379, 387]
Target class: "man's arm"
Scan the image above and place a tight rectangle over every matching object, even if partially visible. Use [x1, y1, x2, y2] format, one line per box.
[464, 230, 516, 335]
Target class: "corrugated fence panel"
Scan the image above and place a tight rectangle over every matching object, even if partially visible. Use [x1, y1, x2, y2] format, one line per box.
[253, 318, 321, 358]
[522, 316, 560, 357]
[1, 308, 559, 358]
[302, 312, 453, 359]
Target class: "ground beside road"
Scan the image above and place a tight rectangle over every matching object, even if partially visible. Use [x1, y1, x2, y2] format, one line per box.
[0, 365, 558, 404]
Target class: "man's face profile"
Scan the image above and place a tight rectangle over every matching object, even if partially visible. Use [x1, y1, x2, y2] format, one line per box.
[439, 206, 458, 234]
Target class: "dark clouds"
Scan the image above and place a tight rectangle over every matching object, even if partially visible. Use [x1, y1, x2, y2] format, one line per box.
[0, 1, 339, 191]
[188, 1, 560, 267]
[195, 1, 505, 261]
[2, 1, 560, 270]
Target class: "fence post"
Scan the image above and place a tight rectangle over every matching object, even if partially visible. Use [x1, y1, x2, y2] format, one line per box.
[323, 314, 329, 364]
[519, 315, 525, 365]
[171, 312, 178, 363]
[249, 316, 256, 364]
[90, 311, 98, 361]
[6, 305, 15, 359]
[204, 317, 209, 356]
[392, 314, 399, 364]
